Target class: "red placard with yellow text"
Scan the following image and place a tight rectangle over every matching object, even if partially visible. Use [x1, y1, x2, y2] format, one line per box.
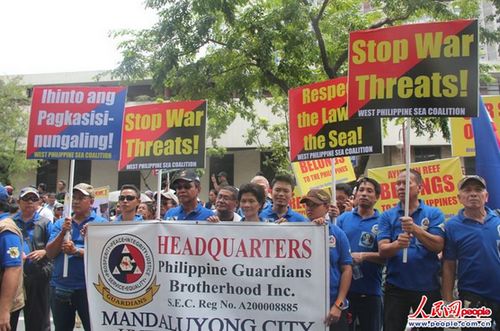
[119, 101, 206, 171]
[367, 158, 463, 219]
[289, 77, 382, 162]
[450, 95, 500, 156]
[348, 19, 478, 118]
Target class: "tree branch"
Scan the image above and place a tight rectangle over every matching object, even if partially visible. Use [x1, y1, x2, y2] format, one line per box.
[303, 0, 335, 78]
[331, 12, 411, 76]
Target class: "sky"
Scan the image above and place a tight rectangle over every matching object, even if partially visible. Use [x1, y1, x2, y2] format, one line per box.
[0, 0, 157, 75]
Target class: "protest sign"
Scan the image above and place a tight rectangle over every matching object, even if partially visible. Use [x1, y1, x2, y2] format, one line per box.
[290, 187, 307, 217]
[450, 95, 500, 156]
[348, 19, 478, 118]
[292, 157, 356, 195]
[27, 86, 127, 160]
[289, 77, 382, 162]
[86, 222, 329, 331]
[367, 157, 463, 218]
[119, 101, 207, 171]
[92, 186, 110, 220]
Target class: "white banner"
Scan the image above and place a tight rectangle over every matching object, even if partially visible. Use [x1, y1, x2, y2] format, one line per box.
[86, 221, 330, 331]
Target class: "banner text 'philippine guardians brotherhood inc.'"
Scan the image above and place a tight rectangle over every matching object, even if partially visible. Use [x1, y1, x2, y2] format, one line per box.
[86, 222, 330, 331]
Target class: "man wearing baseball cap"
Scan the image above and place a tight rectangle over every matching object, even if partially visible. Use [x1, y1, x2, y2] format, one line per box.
[0, 185, 24, 330]
[301, 189, 352, 331]
[154, 190, 179, 218]
[165, 170, 214, 221]
[442, 175, 500, 328]
[11, 187, 52, 331]
[46, 183, 107, 330]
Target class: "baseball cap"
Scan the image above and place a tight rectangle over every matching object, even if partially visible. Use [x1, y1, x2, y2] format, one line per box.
[458, 175, 486, 190]
[73, 183, 95, 198]
[54, 202, 64, 210]
[171, 170, 200, 186]
[19, 187, 40, 199]
[155, 190, 179, 205]
[0, 184, 8, 202]
[300, 188, 331, 205]
[217, 171, 228, 178]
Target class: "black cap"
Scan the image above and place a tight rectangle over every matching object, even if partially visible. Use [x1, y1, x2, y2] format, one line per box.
[171, 170, 200, 187]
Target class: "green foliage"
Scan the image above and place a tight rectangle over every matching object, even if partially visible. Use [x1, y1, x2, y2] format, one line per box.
[112, 0, 497, 173]
[0, 77, 37, 184]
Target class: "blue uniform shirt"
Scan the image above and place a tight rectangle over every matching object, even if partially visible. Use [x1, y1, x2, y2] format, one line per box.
[259, 205, 308, 223]
[328, 223, 352, 305]
[444, 208, 500, 304]
[0, 230, 22, 268]
[113, 214, 143, 222]
[49, 211, 107, 289]
[12, 211, 42, 266]
[164, 203, 214, 221]
[337, 208, 383, 296]
[377, 200, 444, 291]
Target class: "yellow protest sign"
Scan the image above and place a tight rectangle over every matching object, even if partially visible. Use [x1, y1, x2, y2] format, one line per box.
[450, 95, 500, 156]
[367, 158, 463, 219]
[292, 157, 356, 195]
[289, 187, 307, 217]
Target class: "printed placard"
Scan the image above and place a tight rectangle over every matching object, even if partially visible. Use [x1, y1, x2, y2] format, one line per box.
[348, 19, 478, 118]
[450, 95, 500, 156]
[119, 101, 207, 171]
[86, 222, 330, 331]
[289, 77, 382, 162]
[27, 86, 127, 160]
[367, 157, 463, 219]
[292, 157, 356, 195]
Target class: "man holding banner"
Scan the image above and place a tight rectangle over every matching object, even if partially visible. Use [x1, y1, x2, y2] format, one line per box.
[378, 170, 445, 331]
[260, 174, 308, 223]
[442, 176, 500, 329]
[300, 188, 352, 331]
[165, 170, 214, 221]
[46, 183, 107, 331]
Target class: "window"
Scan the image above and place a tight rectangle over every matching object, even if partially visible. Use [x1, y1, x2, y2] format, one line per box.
[36, 160, 58, 192]
[209, 154, 234, 190]
[414, 146, 441, 162]
[118, 171, 141, 190]
[74, 160, 91, 184]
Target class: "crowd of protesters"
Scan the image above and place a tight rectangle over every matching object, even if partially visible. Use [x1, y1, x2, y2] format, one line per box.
[0, 167, 499, 331]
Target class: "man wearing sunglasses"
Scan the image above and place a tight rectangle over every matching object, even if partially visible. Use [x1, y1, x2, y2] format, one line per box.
[114, 185, 143, 222]
[46, 183, 107, 331]
[165, 170, 214, 221]
[11, 187, 53, 331]
[300, 188, 352, 331]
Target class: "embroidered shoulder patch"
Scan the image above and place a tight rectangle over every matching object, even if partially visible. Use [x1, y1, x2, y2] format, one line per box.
[7, 247, 20, 259]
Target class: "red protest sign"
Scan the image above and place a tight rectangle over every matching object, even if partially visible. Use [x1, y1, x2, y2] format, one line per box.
[119, 100, 206, 171]
[288, 77, 382, 162]
[348, 19, 478, 118]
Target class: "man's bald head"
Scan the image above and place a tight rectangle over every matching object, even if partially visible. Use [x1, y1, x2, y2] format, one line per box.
[251, 176, 270, 191]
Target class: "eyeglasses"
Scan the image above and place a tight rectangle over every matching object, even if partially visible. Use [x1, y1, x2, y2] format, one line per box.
[21, 195, 39, 202]
[305, 201, 320, 208]
[217, 195, 235, 202]
[174, 183, 193, 190]
[119, 195, 137, 201]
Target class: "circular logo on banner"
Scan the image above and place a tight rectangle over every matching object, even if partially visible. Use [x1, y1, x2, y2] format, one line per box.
[94, 234, 159, 309]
